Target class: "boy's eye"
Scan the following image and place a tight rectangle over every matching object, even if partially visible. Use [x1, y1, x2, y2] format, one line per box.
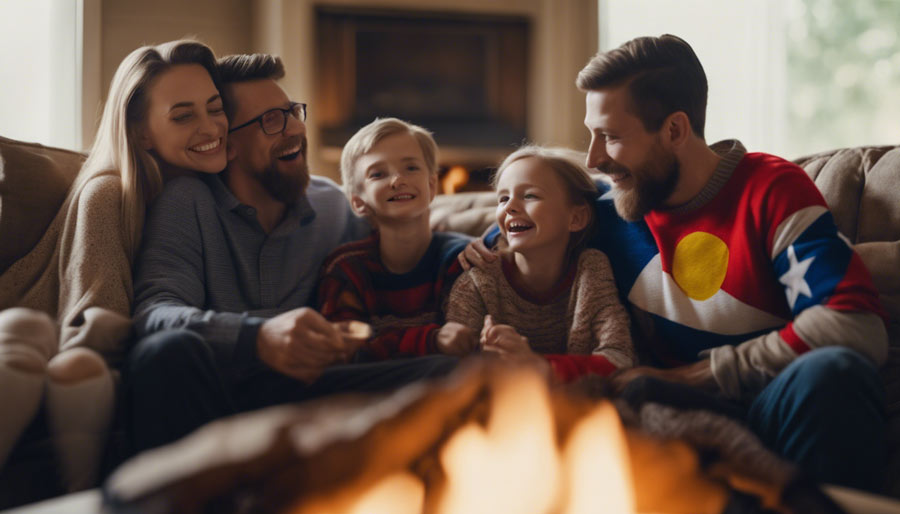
[497, 195, 509, 203]
[368, 171, 384, 179]
[524, 193, 538, 199]
[406, 165, 420, 172]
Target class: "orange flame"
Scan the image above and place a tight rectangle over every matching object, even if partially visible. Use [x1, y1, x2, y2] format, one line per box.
[441, 165, 469, 194]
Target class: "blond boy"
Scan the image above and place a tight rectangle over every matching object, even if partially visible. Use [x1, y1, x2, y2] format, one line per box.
[317, 118, 476, 359]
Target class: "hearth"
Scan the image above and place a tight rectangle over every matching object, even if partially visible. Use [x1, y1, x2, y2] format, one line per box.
[103, 360, 844, 513]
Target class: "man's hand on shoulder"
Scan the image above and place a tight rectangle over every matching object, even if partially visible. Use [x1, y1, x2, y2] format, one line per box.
[458, 237, 496, 271]
[609, 360, 718, 395]
[257, 307, 347, 383]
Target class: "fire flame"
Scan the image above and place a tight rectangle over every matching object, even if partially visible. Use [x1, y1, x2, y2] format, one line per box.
[441, 165, 469, 194]
[437, 371, 563, 513]
[291, 368, 732, 514]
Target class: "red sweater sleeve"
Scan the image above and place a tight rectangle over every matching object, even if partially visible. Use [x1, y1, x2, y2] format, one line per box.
[544, 354, 618, 382]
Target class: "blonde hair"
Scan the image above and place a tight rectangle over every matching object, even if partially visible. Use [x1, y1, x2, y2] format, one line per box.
[493, 145, 599, 257]
[72, 39, 220, 261]
[339, 117, 438, 198]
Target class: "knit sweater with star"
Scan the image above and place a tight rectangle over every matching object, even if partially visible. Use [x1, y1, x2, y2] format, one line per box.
[590, 140, 887, 399]
[445, 249, 635, 382]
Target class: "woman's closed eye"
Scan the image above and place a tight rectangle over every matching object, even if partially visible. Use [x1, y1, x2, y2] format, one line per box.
[172, 112, 194, 123]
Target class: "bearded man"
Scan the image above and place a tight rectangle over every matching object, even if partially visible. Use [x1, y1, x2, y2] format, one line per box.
[580, 35, 888, 491]
[127, 54, 456, 454]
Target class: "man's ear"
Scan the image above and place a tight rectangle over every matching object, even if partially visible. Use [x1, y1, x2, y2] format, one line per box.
[662, 111, 692, 149]
[350, 195, 370, 218]
[568, 204, 590, 232]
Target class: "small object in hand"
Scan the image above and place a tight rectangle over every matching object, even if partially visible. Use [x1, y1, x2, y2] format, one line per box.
[335, 320, 372, 340]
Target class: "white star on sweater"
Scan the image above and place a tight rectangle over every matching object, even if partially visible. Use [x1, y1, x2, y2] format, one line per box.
[779, 244, 815, 310]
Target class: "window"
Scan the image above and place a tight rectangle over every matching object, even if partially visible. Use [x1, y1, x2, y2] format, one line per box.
[600, 0, 900, 158]
[0, 0, 99, 151]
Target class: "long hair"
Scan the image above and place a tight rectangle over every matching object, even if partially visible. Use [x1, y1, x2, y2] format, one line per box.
[72, 39, 220, 260]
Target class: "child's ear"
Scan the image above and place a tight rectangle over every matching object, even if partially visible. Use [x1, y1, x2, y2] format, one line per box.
[568, 204, 590, 232]
[428, 172, 438, 201]
[350, 195, 370, 217]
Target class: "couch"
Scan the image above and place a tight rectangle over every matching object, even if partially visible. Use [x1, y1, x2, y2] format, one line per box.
[1, 135, 899, 506]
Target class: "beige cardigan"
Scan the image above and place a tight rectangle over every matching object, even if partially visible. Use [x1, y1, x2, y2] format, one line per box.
[0, 173, 133, 365]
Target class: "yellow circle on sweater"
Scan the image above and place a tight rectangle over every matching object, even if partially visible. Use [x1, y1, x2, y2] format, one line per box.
[672, 231, 729, 301]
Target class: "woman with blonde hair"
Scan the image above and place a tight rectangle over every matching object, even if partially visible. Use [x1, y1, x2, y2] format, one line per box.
[0, 39, 228, 491]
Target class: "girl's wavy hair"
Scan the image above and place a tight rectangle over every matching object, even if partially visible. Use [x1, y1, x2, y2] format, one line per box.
[492, 145, 599, 259]
[74, 39, 221, 261]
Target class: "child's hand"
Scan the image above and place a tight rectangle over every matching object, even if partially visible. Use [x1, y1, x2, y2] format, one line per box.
[480, 315, 531, 356]
[436, 322, 478, 356]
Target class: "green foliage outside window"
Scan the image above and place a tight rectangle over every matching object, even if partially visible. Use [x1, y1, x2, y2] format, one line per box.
[786, 0, 900, 155]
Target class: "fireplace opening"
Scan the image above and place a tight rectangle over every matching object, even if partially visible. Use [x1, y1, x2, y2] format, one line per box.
[315, 6, 530, 189]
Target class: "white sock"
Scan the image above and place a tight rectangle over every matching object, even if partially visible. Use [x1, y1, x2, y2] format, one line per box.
[0, 307, 55, 468]
[0, 364, 45, 468]
[46, 368, 114, 492]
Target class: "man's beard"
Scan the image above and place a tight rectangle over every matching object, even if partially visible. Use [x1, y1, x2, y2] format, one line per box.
[260, 136, 310, 205]
[612, 146, 680, 222]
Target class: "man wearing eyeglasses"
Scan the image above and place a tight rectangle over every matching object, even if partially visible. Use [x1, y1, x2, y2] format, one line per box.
[126, 54, 457, 454]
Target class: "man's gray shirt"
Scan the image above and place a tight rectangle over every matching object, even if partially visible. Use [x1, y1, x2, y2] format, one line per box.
[132, 173, 370, 378]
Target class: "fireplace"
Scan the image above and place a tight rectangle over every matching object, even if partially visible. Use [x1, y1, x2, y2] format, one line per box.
[102, 361, 844, 513]
[315, 7, 531, 191]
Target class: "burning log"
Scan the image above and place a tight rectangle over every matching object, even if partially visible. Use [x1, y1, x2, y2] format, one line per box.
[104, 359, 844, 514]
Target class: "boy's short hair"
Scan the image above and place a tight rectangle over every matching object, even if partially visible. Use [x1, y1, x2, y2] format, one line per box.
[340, 117, 438, 198]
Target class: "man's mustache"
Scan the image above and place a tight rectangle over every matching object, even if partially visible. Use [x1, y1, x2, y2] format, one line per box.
[273, 136, 307, 158]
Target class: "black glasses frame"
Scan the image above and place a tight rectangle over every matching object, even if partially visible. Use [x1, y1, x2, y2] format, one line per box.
[229, 102, 307, 134]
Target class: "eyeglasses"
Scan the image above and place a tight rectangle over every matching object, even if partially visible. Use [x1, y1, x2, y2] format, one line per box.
[229, 102, 307, 135]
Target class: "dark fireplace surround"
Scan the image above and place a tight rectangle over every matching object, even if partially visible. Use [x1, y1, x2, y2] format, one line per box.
[315, 7, 530, 187]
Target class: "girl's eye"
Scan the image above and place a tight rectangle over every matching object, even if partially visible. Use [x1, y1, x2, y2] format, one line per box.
[369, 171, 384, 179]
[524, 193, 537, 199]
[406, 165, 421, 172]
[498, 195, 509, 203]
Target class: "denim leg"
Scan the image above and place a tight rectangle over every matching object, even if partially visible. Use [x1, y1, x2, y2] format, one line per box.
[124, 329, 234, 455]
[747, 346, 886, 491]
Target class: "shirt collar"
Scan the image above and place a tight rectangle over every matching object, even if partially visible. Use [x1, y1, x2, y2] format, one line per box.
[666, 139, 746, 214]
[203, 173, 318, 231]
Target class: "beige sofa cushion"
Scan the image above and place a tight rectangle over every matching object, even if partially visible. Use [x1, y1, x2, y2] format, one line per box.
[0, 136, 84, 273]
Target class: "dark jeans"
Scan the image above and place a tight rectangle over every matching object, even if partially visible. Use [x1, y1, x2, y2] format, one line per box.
[747, 346, 886, 492]
[124, 329, 458, 455]
[623, 346, 886, 492]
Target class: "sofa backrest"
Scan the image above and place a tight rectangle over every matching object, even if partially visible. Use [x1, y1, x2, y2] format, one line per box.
[0, 136, 85, 274]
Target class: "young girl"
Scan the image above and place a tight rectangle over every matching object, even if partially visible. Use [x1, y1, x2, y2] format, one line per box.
[0, 39, 227, 491]
[445, 145, 634, 382]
